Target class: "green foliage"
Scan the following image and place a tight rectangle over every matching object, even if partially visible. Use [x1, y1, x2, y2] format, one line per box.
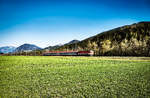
[0, 56, 150, 97]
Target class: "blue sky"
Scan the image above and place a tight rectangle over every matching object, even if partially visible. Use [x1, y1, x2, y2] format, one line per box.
[0, 0, 150, 48]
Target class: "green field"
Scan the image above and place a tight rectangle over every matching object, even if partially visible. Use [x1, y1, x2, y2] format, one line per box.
[0, 56, 150, 97]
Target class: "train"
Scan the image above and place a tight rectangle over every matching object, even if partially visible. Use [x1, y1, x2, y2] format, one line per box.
[43, 50, 94, 56]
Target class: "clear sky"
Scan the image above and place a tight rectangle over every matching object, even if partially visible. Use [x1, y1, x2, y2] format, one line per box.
[0, 0, 150, 48]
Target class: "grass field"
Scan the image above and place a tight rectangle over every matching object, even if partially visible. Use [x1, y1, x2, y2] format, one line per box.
[0, 56, 150, 97]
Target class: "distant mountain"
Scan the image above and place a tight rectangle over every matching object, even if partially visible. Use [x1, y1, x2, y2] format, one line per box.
[0, 46, 16, 53]
[15, 44, 42, 52]
[65, 40, 80, 45]
[44, 40, 79, 51]
[53, 21, 150, 56]
[44, 45, 62, 50]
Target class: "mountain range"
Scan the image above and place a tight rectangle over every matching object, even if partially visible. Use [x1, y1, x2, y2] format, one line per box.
[0, 40, 80, 53]
[1, 21, 150, 56]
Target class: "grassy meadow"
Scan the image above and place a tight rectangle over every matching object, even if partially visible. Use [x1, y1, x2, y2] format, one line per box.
[0, 56, 150, 97]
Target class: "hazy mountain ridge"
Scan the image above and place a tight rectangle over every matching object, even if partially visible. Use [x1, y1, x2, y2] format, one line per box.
[0, 46, 16, 53]
[53, 22, 150, 56]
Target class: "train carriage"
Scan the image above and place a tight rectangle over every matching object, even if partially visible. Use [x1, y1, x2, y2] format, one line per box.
[43, 50, 94, 56]
[77, 50, 94, 56]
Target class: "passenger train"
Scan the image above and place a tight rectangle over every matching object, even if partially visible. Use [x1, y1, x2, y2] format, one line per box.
[43, 50, 94, 56]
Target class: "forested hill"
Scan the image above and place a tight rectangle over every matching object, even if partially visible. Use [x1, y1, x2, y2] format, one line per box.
[54, 22, 150, 56]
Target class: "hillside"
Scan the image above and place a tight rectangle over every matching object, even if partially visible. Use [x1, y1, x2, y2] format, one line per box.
[54, 22, 150, 56]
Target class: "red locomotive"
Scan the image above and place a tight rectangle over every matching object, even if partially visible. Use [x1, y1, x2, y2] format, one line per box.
[43, 50, 94, 56]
